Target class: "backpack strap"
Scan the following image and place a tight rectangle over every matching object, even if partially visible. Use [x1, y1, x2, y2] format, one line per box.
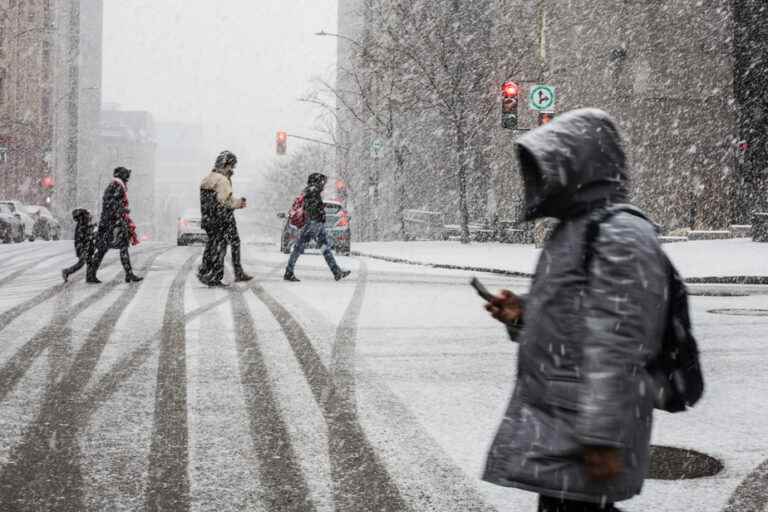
[583, 204, 653, 273]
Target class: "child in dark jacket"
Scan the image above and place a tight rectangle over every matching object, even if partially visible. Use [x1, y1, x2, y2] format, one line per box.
[62, 208, 96, 282]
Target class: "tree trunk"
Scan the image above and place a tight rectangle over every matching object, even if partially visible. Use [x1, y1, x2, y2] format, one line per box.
[456, 122, 471, 244]
[394, 145, 407, 240]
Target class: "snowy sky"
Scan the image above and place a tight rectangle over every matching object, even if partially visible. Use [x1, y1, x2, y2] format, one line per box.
[102, 0, 338, 173]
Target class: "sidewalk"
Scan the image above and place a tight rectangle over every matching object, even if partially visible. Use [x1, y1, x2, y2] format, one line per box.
[353, 238, 768, 283]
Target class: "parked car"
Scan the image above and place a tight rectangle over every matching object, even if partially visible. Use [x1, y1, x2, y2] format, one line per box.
[26, 205, 61, 241]
[0, 200, 35, 241]
[177, 209, 208, 246]
[402, 209, 447, 241]
[278, 200, 351, 256]
[0, 202, 24, 243]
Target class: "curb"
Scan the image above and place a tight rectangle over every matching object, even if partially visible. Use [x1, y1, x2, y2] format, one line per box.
[350, 251, 533, 278]
[352, 251, 768, 285]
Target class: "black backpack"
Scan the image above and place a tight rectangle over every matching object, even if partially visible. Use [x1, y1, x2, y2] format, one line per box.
[585, 206, 704, 413]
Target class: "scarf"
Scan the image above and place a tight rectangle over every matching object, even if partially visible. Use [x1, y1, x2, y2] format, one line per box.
[112, 177, 140, 246]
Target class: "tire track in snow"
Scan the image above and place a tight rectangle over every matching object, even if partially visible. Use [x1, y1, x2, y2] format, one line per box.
[252, 260, 410, 512]
[144, 254, 197, 512]
[0, 247, 166, 403]
[723, 459, 768, 512]
[0, 245, 48, 266]
[0, 245, 154, 334]
[0, 249, 166, 511]
[229, 288, 316, 511]
[270, 275, 499, 512]
[0, 250, 70, 287]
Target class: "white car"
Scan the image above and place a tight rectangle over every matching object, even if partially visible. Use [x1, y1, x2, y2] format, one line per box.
[0, 200, 36, 241]
[177, 209, 207, 246]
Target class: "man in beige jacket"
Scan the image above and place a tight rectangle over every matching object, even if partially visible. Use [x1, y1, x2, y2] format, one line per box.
[197, 150, 247, 286]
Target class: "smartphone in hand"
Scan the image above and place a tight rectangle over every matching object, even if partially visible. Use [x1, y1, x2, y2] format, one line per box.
[470, 277, 495, 302]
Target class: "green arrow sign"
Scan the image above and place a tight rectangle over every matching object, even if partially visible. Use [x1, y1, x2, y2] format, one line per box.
[529, 85, 556, 112]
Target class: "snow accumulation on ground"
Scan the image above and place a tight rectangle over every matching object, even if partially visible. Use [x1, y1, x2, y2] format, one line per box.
[355, 238, 768, 279]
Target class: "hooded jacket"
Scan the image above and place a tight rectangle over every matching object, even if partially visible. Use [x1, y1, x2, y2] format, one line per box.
[303, 173, 327, 223]
[72, 209, 95, 259]
[482, 109, 668, 504]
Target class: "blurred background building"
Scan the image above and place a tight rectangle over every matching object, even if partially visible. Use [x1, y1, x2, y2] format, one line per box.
[100, 105, 156, 237]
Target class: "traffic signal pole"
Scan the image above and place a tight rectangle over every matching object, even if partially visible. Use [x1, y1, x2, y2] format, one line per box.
[284, 134, 337, 147]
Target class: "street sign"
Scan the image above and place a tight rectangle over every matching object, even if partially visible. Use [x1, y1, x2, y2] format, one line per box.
[370, 139, 384, 160]
[529, 84, 556, 112]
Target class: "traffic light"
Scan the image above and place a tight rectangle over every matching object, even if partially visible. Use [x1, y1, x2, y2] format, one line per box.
[538, 112, 555, 126]
[276, 131, 288, 155]
[40, 176, 54, 206]
[40, 175, 55, 189]
[501, 81, 519, 130]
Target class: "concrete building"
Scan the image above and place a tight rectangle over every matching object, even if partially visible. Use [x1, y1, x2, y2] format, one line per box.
[100, 107, 156, 236]
[0, 0, 103, 233]
[337, 1, 768, 235]
[50, 0, 103, 232]
[0, 0, 57, 205]
[492, 0, 767, 230]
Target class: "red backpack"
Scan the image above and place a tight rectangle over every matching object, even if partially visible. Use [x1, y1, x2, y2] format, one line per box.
[288, 193, 307, 228]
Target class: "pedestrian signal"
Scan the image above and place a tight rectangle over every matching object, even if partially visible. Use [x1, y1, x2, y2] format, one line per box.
[538, 112, 555, 126]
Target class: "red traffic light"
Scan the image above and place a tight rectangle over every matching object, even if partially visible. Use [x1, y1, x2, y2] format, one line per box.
[502, 81, 519, 98]
[41, 176, 55, 189]
[277, 131, 287, 143]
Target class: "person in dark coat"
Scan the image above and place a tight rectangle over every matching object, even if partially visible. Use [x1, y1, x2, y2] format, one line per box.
[61, 208, 95, 282]
[283, 173, 350, 282]
[87, 167, 143, 284]
[222, 171, 252, 282]
[482, 109, 669, 511]
[197, 150, 248, 286]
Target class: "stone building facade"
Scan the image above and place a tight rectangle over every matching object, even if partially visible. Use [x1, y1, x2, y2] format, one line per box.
[338, 1, 768, 235]
[0, 0, 102, 233]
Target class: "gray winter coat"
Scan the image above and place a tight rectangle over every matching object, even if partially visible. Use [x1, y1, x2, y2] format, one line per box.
[482, 109, 669, 504]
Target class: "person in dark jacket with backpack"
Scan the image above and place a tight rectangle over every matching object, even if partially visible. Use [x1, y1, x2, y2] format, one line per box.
[482, 109, 669, 511]
[62, 208, 95, 282]
[197, 150, 249, 286]
[87, 167, 142, 284]
[284, 173, 350, 282]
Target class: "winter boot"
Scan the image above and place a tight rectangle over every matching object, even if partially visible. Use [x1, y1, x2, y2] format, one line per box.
[125, 273, 144, 283]
[334, 270, 351, 281]
[283, 271, 300, 282]
[234, 269, 253, 282]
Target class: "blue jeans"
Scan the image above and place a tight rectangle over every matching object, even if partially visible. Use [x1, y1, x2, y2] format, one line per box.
[286, 221, 340, 276]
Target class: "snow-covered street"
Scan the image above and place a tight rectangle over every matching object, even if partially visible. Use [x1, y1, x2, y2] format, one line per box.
[0, 241, 766, 511]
